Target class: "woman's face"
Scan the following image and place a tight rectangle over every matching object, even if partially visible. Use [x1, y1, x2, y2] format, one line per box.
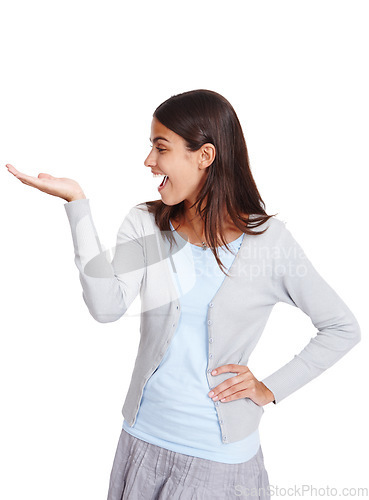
[144, 117, 214, 208]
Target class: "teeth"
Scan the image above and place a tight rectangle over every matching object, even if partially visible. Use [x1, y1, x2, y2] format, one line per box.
[153, 173, 165, 177]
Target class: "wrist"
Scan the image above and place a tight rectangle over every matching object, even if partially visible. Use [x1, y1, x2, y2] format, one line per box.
[67, 193, 86, 202]
[262, 383, 275, 405]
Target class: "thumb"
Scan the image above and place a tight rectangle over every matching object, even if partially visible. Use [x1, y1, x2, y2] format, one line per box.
[38, 173, 56, 180]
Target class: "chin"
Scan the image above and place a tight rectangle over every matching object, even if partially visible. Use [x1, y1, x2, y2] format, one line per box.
[160, 194, 184, 207]
[161, 199, 178, 207]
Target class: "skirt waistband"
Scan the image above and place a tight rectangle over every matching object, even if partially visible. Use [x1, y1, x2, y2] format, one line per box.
[121, 428, 265, 488]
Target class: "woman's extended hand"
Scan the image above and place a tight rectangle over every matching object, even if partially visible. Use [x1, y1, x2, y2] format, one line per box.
[207, 364, 275, 406]
[5, 163, 86, 202]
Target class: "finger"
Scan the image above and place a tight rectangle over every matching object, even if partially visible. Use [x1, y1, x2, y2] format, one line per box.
[211, 364, 249, 375]
[219, 389, 252, 403]
[208, 374, 245, 396]
[209, 380, 249, 401]
[6, 165, 50, 189]
[6, 164, 31, 180]
[5, 164, 19, 175]
[219, 381, 251, 401]
[15, 174, 47, 189]
[208, 371, 255, 397]
[220, 379, 261, 403]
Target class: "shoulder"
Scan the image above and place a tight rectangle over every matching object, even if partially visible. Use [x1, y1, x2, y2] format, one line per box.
[125, 202, 150, 220]
[125, 202, 157, 236]
[261, 216, 308, 265]
[266, 215, 298, 248]
[243, 215, 300, 259]
[248, 214, 288, 239]
[134, 201, 150, 212]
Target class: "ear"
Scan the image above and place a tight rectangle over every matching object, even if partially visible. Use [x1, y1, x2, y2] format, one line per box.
[199, 143, 216, 169]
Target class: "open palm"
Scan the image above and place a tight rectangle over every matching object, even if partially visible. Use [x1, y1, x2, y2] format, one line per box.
[5, 163, 85, 202]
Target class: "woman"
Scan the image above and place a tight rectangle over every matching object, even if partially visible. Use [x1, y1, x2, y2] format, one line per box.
[5, 89, 361, 499]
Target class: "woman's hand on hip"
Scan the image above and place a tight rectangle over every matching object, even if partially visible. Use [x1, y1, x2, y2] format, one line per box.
[5, 163, 86, 202]
[207, 364, 275, 406]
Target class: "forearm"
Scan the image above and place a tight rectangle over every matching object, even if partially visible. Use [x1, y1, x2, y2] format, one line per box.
[262, 223, 361, 404]
[64, 198, 142, 323]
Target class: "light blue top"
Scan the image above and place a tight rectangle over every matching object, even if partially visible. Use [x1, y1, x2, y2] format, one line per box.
[123, 221, 261, 463]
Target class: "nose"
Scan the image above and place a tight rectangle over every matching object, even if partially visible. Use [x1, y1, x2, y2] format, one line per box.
[144, 148, 156, 168]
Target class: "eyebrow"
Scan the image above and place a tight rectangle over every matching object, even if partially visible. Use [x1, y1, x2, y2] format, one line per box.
[149, 136, 171, 144]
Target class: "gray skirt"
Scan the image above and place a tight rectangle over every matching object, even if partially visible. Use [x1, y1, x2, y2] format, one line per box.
[107, 428, 271, 500]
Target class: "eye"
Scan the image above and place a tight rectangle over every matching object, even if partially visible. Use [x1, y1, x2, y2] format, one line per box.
[156, 147, 166, 153]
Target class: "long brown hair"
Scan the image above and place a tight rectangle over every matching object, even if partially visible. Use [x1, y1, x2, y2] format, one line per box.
[139, 89, 277, 277]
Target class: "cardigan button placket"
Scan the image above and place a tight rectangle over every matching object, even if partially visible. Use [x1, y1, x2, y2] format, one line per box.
[207, 301, 226, 438]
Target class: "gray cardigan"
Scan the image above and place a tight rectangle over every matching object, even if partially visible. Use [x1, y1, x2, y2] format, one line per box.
[64, 198, 361, 444]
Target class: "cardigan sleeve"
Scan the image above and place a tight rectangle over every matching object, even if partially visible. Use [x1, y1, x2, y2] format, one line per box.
[260, 222, 361, 404]
[64, 198, 145, 323]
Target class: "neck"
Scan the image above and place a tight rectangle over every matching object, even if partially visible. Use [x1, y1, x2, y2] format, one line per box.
[183, 200, 206, 239]
[183, 198, 231, 231]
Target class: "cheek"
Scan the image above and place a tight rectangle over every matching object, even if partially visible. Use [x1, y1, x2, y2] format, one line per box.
[168, 156, 198, 185]
[171, 170, 193, 187]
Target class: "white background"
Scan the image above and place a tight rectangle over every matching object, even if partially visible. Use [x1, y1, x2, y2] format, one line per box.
[0, 1, 368, 498]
